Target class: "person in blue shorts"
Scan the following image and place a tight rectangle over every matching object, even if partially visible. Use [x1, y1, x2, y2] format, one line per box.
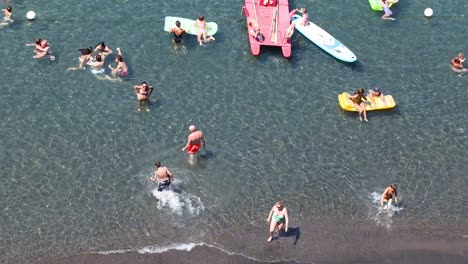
[150, 161, 174, 192]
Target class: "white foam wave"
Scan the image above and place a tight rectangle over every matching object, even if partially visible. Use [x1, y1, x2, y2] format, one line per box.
[138, 242, 204, 254]
[99, 242, 315, 263]
[369, 192, 404, 229]
[152, 186, 204, 216]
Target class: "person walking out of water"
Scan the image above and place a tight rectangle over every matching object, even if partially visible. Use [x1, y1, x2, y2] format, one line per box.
[150, 161, 174, 192]
[133, 81, 154, 112]
[182, 125, 206, 156]
[194, 16, 215, 45]
[381, 183, 398, 209]
[450, 53, 468, 74]
[108, 47, 128, 79]
[348, 88, 368, 122]
[267, 199, 289, 242]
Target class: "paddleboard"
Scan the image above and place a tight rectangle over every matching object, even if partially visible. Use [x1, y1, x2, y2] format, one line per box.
[164, 16, 218, 36]
[291, 15, 357, 63]
[338, 92, 396, 112]
[368, 0, 395, 11]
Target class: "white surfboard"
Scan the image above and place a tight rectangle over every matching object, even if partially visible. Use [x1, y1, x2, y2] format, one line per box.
[164, 16, 218, 36]
[291, 15, 357, 63]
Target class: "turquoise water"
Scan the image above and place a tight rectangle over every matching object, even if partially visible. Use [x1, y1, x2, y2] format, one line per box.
[1, 0, 467, 263]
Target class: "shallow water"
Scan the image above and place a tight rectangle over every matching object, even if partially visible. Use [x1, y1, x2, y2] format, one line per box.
[0, 0, 467, 263]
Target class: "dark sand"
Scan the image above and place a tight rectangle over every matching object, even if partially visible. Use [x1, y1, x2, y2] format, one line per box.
[38, 220, 468, 264]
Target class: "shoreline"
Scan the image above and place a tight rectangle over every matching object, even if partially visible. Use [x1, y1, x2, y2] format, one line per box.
[35, 220, 468, 264]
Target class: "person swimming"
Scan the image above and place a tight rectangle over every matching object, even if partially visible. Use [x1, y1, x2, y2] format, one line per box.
[1, 6, 13, 26]
[94, 41, 113, 60]
[169, 20, 187, 44]
[67, 47, 93, 70]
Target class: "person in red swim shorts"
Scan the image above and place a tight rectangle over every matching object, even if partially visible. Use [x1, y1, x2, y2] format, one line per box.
[181, 125, 206, 156]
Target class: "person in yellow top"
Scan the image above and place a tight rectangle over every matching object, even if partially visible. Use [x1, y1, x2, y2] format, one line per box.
[381, 183, 398, 209]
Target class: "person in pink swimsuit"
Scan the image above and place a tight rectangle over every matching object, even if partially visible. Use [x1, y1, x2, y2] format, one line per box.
[295, 8, 309, 26]
[194, 16, 215, 45]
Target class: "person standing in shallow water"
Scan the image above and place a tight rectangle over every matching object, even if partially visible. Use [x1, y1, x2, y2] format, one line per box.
[381, 183, 398, 209]
[133, 81, 154, 112]
[182, 125, 206, 157]
[266, 200, 289, 242]
[150, 161, 174, 192]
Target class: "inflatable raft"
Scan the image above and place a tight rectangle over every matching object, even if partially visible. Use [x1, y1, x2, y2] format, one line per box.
[338, 92, 396, 112]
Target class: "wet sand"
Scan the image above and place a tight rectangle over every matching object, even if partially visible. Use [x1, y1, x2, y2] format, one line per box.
[39, 220, 468, 264]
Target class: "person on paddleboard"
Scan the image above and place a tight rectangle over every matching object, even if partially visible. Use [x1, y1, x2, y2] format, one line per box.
[182, 125, 206, 157]
[381, 183, 398, 209]
[294, 8, 309, 26]
[169, 20, 188, 44]
[266, 200, 289, 242]
[348, 88, 368, 122]
[150, 161, 174, 192]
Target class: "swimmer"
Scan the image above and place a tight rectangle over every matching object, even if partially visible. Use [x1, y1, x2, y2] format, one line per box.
[181, 125, 206, 157]
[26, 38, 53, 60]
[150, 161, 174, 192]
[133, 81, 154, 112]
[380, 0, 398, 20]
[1, 6, 13, 26]
[94, 41, 113, 60]
[348, 88, 368, 122]
[169, 20, 188, 44]
[381, 183, 398, 209]
[194, 16, 215, 45]
[67, 47, 93, 71]
[87, 54, 105, 75]
[450, 53, 468, 74]
[108, 47, 128, 79]
[247, 18, 264, 42]
[294, 8, 309, 26]
[266, 200, 289, 242]
[367, 87, 387, 107]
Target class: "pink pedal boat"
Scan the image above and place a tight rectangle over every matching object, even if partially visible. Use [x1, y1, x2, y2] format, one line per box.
[243, 0, 292, 58]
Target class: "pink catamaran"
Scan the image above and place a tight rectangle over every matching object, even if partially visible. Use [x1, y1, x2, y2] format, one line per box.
[243, 0, 292, 58]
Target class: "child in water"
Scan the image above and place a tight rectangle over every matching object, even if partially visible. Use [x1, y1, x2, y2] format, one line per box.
[1, 6, 13, 27]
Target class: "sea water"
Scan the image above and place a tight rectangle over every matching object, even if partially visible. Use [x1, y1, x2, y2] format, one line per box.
[0, 0, 467, 263]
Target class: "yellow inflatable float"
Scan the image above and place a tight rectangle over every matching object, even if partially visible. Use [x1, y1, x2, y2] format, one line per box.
[338, 92, 397, 112]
